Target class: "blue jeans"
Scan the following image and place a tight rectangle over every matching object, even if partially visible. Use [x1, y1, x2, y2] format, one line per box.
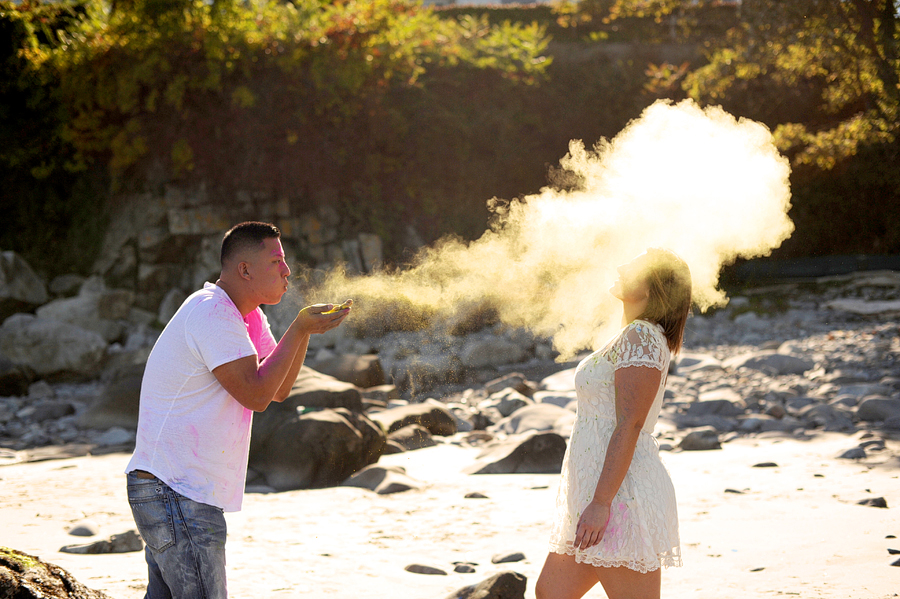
[126, 471, 228, 599]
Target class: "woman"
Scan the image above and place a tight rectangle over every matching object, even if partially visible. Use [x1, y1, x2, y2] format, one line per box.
[536, 248, 692, 599]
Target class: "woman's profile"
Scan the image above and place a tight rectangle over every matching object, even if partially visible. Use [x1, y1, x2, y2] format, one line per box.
[536, 248, 692, 599]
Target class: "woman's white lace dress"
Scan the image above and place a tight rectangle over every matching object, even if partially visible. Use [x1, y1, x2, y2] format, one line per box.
[547, 319, 682, 573]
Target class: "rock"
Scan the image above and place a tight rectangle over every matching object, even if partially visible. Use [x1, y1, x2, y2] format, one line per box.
[368, 399, 458, 436]
[282, 366, 364, 412]
[0, 314, 108, 378]
[679, 428, 721, 451]
[392, 354, 464, 395]
[0, 546, 113, 598]
[387, 424, 436, 451]
[480, 388, 532, 418]
[686, 398, 744, 417]
[489, 403, 574, 436]
[672, 414, 738, 433]
[491, 552, 525, 564]
[799, 404, 855, 432]
[857, 397, 900, 422]
[0, 354, 33, 396]
[825, 299, 900, 317]
[532, 390, 577, 409]
[59, 529, 143, 554]
[36, 286, 127, 343]
[460, 335, 527, 369]
[484, 373, 534, 397]
[540, 368, 576, 392]
[249, 407, 385, 491]
[753, 462, 778, 468]
[464, 431, 567, 475]
[0, 251, 48, 320]
[93, 426, 135, 447]
[723, 351, 814, 375]
[675, 352, 724, 374]
[454, 563, 477, 573]
[311, 353, 385, 389]
[838, 447, 867, 460]
[68, 520, 100, 537]
[404, 564, 447, 576]
[360, 384, 400, 404]
[341, 464, 423, 494]
[857, 497, 888, 508]
[77, 362, 144, 430]
[157, 288, 187, 324]
[445, 570, 527, 599]
[48, 274, 85, 297]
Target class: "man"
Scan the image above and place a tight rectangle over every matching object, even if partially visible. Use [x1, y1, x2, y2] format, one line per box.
[125, 221, 349, 599]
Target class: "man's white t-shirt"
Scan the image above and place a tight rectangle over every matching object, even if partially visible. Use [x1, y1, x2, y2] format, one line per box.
[126, 283, 277, 511]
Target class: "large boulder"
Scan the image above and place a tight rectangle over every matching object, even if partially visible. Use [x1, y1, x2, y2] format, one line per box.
[0, 251, 48, 320]
[36, 277, 134, 343]
[463, 431, 567, 474]
[310, 353, 385, 389]
[283, 366, 364, 411]
[0, 314, 107, 378]
[0, 546, 112, 598]
[368, 399, 458, 436]
[77, 362, 145, 430]
[857, 397, 900, 422]
[249, 407, 385, 491]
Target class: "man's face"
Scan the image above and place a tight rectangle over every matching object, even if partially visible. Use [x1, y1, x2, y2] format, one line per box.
[246, 237, 291, 305]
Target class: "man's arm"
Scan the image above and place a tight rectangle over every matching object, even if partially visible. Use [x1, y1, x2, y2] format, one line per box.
[213, 306, 347, 412]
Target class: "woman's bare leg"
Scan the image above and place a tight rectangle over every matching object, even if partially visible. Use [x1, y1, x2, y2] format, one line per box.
[535, 552, 600, 599]
[596, 564, 660, 599]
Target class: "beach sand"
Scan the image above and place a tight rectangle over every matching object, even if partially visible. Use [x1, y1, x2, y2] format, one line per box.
[2, 432, 898, 598]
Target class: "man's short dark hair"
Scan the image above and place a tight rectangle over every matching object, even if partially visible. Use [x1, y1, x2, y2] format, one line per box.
[220, 221, 281, 266]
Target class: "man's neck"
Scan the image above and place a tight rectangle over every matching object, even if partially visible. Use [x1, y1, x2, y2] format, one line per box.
[214, 278, 257, 317]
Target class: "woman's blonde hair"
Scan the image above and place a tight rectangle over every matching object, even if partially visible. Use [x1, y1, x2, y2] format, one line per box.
[638, 248, 692, 355]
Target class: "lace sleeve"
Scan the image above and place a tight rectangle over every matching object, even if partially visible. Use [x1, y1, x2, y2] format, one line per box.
[612, 321, 668, 372]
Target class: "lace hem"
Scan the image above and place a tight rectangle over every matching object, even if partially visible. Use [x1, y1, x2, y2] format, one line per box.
[547, 542, 683, 574]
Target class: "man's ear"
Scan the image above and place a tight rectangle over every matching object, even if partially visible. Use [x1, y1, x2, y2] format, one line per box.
[238, 261, 251, 280]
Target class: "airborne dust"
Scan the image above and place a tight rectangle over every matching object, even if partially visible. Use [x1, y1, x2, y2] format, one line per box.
[296, 99, 794, 360]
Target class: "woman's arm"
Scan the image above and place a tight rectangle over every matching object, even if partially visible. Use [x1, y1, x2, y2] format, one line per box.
[573, 364, 662, 550]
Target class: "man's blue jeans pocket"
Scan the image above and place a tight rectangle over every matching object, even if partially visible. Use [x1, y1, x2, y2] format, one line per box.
[127, 475, 176, 553]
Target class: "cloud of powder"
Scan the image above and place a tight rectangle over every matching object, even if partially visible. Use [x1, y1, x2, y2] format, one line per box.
[303, 99, 794, 359]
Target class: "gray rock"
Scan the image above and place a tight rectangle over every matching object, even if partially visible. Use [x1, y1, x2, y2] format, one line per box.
[490, 403, 574, 436]
[77, 362, 144, 430]
[68, 519, 100, 537]
[0, 314, 107, 378]
[673, 414, 738, 432]
[59, 529, 143, 554]
[533, 390, 577, 409]
[838, 447, 867, 460]
[857, 398, 900, 422]
[723, 351, 814, 375]
[799, 404, 855, 432]
[405, 564, 447, 576]
[464, 431, 567, 474]
[341, 464, 422, 494]
[675, 352, 724, 374]
[679, 428, 722, 451]
[393, 353, 464, 395]
[484, 372, 534, 397]
[825, 299, 900, 317]
[93, 426, 135, 447]
[686, 398, 744, 417]
[540, 368, 576, 392]
[460, 335, 527, 368]
[0, 251, 48, 318]
[249, 407, 385, 491]
[368, 399, 457, 437]
[282, 366, 364, 412]
[481, 388, 533, 418]
[387, 423, 436, 451]
[0, 354, 32, 396]
[491, 552, 526, 564]
[311, 353, 385, 389]
[445, 570, 527, 599]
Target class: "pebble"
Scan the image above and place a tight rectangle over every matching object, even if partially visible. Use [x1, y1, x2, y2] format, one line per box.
[491, 551, 526, 564]
[404, 564, 447, 576]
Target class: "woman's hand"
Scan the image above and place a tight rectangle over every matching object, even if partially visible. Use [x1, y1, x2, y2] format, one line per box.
[574, 501, 611, 550]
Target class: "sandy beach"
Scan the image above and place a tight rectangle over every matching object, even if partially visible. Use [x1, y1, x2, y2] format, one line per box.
[2, 431, 898, 599]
